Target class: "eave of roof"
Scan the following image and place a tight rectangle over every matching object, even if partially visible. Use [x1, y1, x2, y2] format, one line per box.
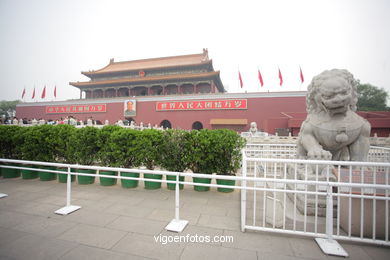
[81, 51, 211, 76]
[70, 71, 221, 88]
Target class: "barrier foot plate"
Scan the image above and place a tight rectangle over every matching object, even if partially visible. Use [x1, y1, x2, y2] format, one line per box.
[0, 193, 8, 199]
[165, 219, 189, 233]
[55, 205, 81, 215]
[315, 238, 348, 257]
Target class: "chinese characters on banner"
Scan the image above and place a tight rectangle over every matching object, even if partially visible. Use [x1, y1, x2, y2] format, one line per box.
[156, 99, 247, 111]
[46, 104, 106, 114]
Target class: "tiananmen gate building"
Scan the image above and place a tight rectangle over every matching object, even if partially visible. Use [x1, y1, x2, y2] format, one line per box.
[16, 49, 390, 136]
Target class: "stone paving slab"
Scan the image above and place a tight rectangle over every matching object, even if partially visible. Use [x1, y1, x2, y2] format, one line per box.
[1, 177, 390, 259]
[180, 243, 258, 260]
[222, 229, 295, 256]
[58, 223, 127, 249]
[147, 208, 200, 225]
[3, 190, 49, 202]
[58, 244, 150, 260]
[197, 214, 241, 231]
[104, 202, 155, 218]
[13, 215, 77, 238]
[112, 232, 185, 260]
[12, 201, 64, 218]
[99, 193, 145, 205]
[0, 227, 29, 247]
[107, 215, 166, 235]
[0, 233, 78, 260]
[0, 211, 36, 228]
[135, 197, 183, 210]
[60, 208, 120, 227]
[71, 198, 114, 212]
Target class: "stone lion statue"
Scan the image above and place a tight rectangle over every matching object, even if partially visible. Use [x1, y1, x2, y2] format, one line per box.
[249, 122, 258, 135]
[297, 69, 371, 162]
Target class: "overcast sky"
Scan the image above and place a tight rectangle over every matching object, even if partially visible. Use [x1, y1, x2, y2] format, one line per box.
[0, 0, 389, 104]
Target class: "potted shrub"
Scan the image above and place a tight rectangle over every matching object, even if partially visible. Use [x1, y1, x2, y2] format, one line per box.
[160, 130, 189, 190]
[0, 125, 22, 178]
[110, 128, 140, 188]
[68, 126, 100, 184]
[52, 125, 76, 183]
[13, 126, 38, 179]
[136, 129, 163, 189]
[214, 129, 246, 192]
[20, 125, 57, 181]
[186, 130, 218, 191]
[97, 125, 122, 186]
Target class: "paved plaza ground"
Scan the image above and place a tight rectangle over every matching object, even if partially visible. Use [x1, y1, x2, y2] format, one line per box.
[0, 177, 389, 260]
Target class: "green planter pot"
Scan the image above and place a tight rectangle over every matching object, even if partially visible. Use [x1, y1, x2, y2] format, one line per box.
[2, 164, 21, 178]
[57, 168, 75, 183]
[77, 169, 96, 184]
[166, 175, 184, 190]
[39, 166, 57, 181]
[216, 178, 236, 193]
[121, 172, 139, 188]
[21, 165, 38, 179]
[193, 176, 212, 192]
[99, 170, 117, 186]
[144, 173, 162, 189]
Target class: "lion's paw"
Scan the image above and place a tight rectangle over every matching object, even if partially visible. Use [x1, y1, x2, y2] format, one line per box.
[307, 149, 332, 160]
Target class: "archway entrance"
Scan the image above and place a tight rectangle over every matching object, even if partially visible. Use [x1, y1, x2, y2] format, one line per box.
[160, 120, 172, 129]
[192, 121, 203, 130]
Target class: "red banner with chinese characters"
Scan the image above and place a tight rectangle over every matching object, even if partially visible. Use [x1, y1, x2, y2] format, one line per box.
[156, 99, 247, 111]
[46, 104, 106, 114]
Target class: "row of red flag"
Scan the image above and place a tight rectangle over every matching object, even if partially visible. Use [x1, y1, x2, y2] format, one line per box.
[238, 67, 304, 88]
[21, 86, 57, 99]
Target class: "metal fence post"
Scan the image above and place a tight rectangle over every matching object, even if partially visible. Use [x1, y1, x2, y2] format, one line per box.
[66, 166, 71, 207]
[0, 163, 8, 198]
[315, 184, 348, 257]
[241, 150, 247, 232]
[55, 167, 81, 215]
[165, 172, 188, 232]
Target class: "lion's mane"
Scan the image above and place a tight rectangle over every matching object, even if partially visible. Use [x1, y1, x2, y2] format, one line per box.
[306, 69, 358, 114]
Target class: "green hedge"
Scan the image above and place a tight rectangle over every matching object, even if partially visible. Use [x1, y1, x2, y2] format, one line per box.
[0, 125, 246, 175]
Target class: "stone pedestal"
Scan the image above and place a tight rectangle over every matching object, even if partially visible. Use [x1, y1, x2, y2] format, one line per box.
[339, 197, 389, 239]
[337, 168, 389, 239]
[286, 164, 337, 217]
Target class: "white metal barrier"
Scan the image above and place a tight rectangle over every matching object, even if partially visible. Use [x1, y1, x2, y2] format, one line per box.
[245, 143, 390, 162]
[245, 143, 297, 159]
[0, 158, 244, 233]
[1, 155, 390, 256]
[241, 151, 390, 256]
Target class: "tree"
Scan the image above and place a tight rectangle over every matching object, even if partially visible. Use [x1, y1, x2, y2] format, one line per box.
[0, 100, 20, 120]
[357, 83, 389, 111]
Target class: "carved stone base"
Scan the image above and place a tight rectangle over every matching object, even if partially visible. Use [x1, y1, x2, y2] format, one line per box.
[286, 164, 337, 216]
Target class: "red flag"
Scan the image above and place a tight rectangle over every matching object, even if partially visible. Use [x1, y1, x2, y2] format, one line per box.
[21, 88, 26, 99]
[54, 86, 57, 98]
[278, 67, 283, 86]
[258, 69, 264, 87]
[300, 66, 304, 83]
[41, 86, 46, 99]
[238, 71, 243, 88]
[32, 87, 36, 99]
